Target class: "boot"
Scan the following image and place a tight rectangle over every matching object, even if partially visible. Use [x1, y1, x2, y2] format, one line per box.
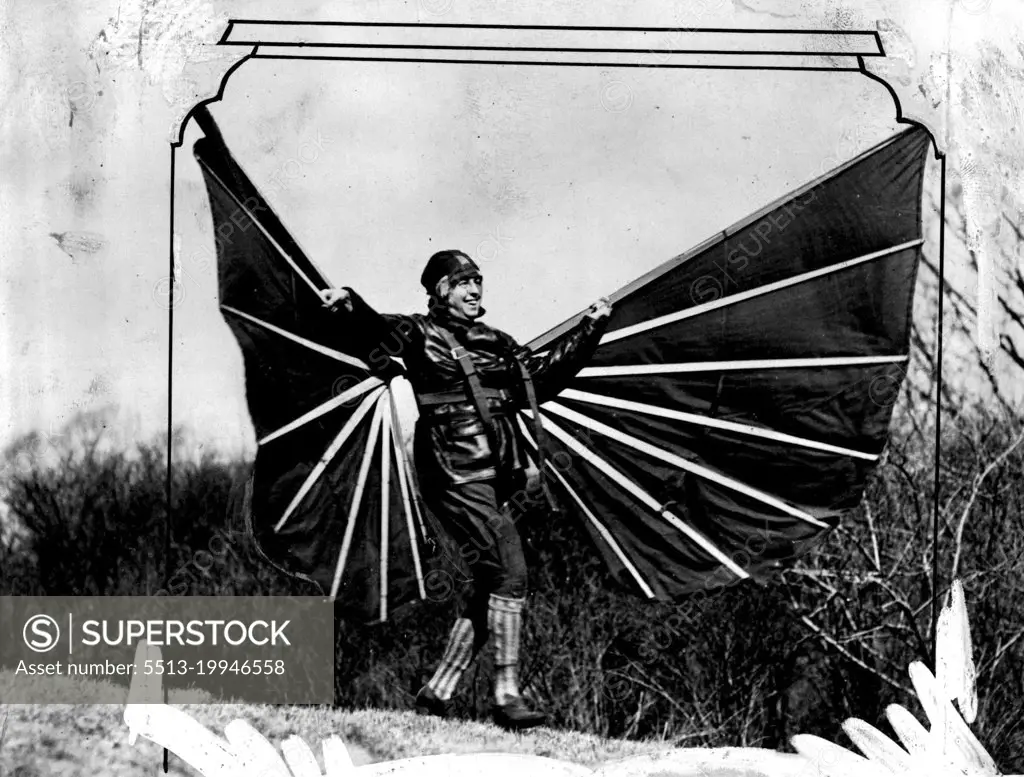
[492, 694, 546, 731]
[488, 594, 546, 731]
[414, 684, 451, 718]
[420, 616, 481, 713]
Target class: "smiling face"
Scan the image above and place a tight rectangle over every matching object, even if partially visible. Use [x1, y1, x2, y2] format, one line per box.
[444, 274, 484, 320]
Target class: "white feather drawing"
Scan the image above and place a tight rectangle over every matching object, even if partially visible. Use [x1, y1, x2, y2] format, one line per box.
[122, 578, 1019, 776]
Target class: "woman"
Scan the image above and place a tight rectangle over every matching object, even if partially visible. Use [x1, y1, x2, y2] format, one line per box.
[319, 249, 612, 729]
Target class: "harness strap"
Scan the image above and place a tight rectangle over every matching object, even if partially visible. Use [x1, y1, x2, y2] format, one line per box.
[512, 354, 559, 514]
[437, 328, 502, 465]
[436, 326, 560, 514]
[418, 387, 507, 406]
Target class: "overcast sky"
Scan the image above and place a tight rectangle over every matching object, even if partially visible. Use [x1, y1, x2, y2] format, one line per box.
[3, 0, 1017, 462]
[169, 60, 911, 455]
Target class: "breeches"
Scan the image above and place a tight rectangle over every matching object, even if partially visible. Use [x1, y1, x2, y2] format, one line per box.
[423, 478, 528, 600]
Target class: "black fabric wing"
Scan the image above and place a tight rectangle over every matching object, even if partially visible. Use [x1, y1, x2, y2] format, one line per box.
[522, 127, 932, 601]
[192, 105, 427, 623]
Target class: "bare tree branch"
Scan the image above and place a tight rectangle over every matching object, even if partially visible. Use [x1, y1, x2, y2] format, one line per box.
[951, 426, 1024, 579]
[791, 609, 913, 695]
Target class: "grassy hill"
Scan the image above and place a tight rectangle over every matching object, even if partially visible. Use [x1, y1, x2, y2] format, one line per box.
[0, 670, 686, 777]
[1, 703, 820, 776]
[0, 671, 820, 777]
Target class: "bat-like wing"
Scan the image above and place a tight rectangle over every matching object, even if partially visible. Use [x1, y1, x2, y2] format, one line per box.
[193, 106, 430, 623]
[523, 127, 931, 600]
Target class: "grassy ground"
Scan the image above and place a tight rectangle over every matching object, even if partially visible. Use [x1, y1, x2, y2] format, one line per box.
[0, 670, 679, 776]
[0, 671, 824, 776]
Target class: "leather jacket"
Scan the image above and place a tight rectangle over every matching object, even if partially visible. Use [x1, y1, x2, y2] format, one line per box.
[338, 289, 609, 487]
